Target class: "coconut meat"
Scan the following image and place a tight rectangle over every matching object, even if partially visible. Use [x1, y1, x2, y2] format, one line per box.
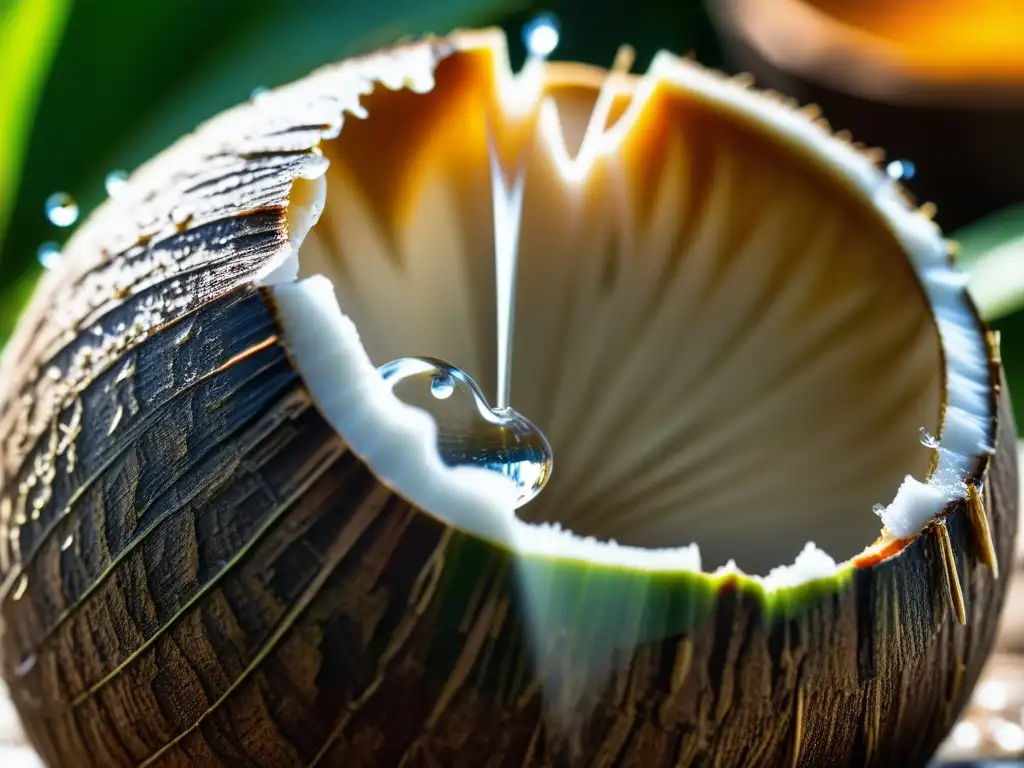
[262, 33, 995, 589]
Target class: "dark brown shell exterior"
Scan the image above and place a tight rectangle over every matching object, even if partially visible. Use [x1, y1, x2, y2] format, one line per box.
[0, 32, 1018, 768]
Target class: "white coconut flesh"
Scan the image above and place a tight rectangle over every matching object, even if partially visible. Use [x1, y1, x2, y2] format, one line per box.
[266, 33, 995, 590]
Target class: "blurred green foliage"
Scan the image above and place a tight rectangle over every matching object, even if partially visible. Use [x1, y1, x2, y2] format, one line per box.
[0, 0, 70, 261]
[956, 204, 1024, 322]
[1, 0, 1023, 422]
[954, 206, 1024, 427]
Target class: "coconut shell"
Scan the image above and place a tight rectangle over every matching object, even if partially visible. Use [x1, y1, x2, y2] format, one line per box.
[0, 30, 1017, 768]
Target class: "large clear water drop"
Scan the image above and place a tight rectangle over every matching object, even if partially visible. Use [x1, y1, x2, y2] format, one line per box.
[379, 357, 553, 508]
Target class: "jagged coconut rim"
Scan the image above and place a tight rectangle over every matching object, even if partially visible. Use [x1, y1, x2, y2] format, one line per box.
[263, 32, 994, 593]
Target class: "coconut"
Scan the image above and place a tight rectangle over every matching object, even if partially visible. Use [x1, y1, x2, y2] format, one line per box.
[0, 27, 1017, 768]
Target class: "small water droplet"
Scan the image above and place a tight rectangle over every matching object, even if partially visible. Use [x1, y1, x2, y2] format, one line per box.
[250, 85, 270, 102]
[14, 653, 37, 677]
[522, 12, 560, 59]
[872, 503, 886, 517]
[430, 372, 455, 400]
[12, 573, 28, 601]
[104, 170, 129, 197]
[379, 357, 553, 508]
[886, 159, 916, 181]
[61, 534, 74, 552]
[45, 192, 78, 227]
[919, 427, 939, 448]
[37, 241, 61, 270]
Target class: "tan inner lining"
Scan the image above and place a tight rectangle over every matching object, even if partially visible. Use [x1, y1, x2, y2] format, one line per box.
[294, 47, 943, 572]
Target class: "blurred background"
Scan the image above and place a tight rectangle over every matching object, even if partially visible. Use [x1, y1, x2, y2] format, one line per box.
[0, 0, 1023, 765]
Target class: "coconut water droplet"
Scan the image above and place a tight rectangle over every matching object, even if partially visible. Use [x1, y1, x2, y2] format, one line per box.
[37, 242, 61, 270]
[104, 170, 129, 197]
[522, 12, 560, 59]
[872, 503, 886, 518]
[919, 427, 939, 448]
[45, 192, 78, 227]
[886, 159, 916, 181]
[250, 85, 270, 103]
[379, 357, 553, 508]
[430, 371, 455, 400]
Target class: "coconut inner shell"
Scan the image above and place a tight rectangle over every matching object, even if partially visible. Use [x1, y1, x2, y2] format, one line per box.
[294, 46, 943, 573]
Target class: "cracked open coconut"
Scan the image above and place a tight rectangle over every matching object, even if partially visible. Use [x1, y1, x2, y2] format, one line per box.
[0, 25, 1017, 768]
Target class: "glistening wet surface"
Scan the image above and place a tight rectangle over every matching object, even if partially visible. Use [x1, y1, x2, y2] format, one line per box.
[379, 356, 553, 508]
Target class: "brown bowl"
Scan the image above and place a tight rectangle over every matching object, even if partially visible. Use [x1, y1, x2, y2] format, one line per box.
[709, 0, 1024, 230]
